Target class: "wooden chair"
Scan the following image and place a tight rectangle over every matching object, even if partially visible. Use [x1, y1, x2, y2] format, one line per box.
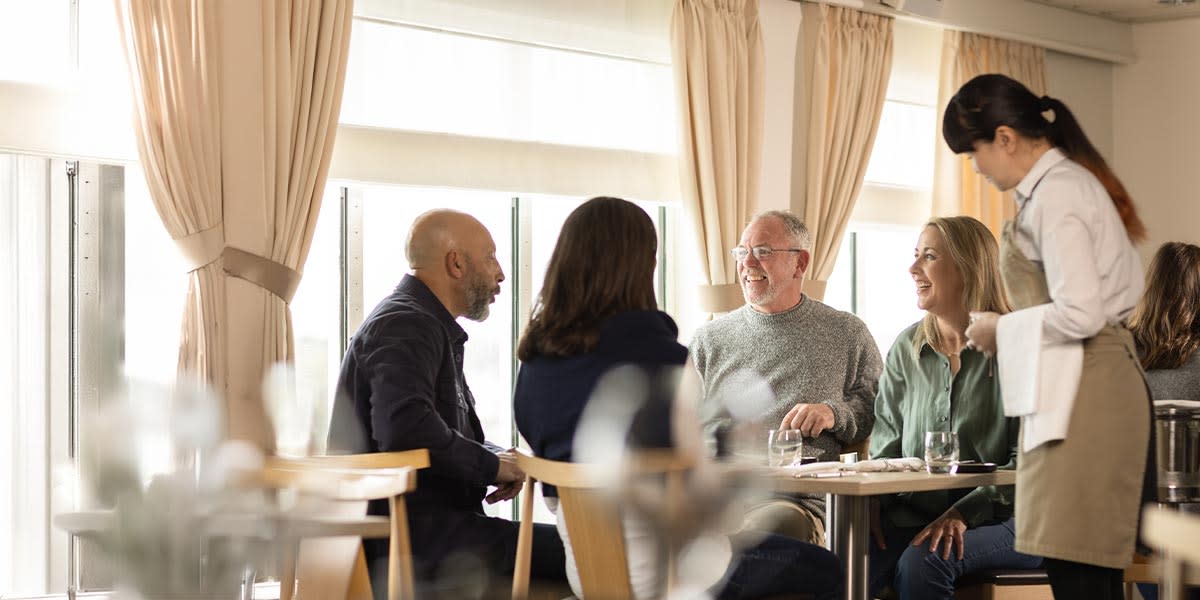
[1143, 505, 1200, 600]
[264, 449, 431, 600]
[510, 449, 693, 600]
[954, 570, 1052, 600]
[954, 552, 1168, 600]
[843, 436, 870, 461]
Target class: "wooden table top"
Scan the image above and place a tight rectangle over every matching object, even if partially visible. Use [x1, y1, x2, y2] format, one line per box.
[765, 468, 1016, 496]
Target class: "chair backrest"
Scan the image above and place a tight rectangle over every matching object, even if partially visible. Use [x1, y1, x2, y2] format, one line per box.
[844, 436, 870, 461]
[510, 450, 693, 600]
[266, 449, 430, 600]
[1142, 505, 1200, 600]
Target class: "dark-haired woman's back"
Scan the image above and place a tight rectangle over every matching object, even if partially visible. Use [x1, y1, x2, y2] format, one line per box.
[514, 309, 688, 485]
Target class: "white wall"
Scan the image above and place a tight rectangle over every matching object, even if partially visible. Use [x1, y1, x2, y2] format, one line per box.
[1046, 50, 1114, 162]
[1113, 18, 1200, 263]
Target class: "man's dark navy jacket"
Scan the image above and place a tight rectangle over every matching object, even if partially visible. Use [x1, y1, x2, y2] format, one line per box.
[328, 274, 505, 574]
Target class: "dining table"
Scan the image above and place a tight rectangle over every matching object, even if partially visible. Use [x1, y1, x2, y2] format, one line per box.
[766, 468, 1016, 600]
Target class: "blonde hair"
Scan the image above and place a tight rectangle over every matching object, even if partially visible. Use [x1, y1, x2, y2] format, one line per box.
[913, 216, 1012, 352]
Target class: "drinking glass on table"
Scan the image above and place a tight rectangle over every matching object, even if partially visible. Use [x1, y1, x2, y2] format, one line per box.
[767, 429, 804, 467]
[924, 431, 959, 474]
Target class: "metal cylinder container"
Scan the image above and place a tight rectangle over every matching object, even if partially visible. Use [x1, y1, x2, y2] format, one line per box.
[1155, 405, 1200, 503]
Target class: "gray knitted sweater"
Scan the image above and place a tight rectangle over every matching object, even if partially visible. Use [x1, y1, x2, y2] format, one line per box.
[1145, 351, 1200, 401]
[690, 296, 882, 474]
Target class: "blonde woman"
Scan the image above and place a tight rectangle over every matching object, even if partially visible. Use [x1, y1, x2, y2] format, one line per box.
[869, 216, 1041, 600]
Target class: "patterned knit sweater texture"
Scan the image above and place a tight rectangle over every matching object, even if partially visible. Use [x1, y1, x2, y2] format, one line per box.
[690, 296, 883, 517]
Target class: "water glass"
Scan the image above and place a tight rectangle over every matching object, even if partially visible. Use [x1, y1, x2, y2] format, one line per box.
[924, 431, 959, 474]
[767, 429, 804, 467]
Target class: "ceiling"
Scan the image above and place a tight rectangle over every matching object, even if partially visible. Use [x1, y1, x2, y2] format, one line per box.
[1031, 0, 1200, 22]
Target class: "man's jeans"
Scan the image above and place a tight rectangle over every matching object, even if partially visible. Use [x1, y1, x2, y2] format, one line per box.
[716, 532, 843, 600]
[868, 517, 1042, 600]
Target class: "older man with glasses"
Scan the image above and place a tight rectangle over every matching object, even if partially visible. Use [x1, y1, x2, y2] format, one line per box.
[689, 210, 882, 545]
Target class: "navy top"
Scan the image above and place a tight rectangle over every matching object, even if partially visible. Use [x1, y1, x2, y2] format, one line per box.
[513, 310, 689, 496]
[329, 274, 500, 512]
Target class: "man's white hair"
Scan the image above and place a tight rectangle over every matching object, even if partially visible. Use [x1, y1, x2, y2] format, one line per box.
[751, 210, 811, 250]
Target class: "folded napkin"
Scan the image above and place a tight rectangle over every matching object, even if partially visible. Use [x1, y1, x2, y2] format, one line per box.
[788, 457, 925, 476]
[996, 305, 1082, 452]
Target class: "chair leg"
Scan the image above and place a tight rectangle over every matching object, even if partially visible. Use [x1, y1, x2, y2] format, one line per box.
[389, 495, 416, 600]
[279, 537, 299, 600]
[511, 476, 536, 600]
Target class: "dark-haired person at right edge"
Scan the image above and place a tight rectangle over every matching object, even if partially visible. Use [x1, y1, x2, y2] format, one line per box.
[1128, 242, 1200, 600]
[944, 74, 1154, 600]
[1130, 242, 1200, 402]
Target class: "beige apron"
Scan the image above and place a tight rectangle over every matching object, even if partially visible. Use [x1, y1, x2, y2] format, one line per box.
[999, 220, 1150, 569]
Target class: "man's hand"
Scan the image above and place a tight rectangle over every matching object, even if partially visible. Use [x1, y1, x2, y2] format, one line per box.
[779, 403, 835, 438]
[486, 450, 525, 504]
[910, 507, 968, 560]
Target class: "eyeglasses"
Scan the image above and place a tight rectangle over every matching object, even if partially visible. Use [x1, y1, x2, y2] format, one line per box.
[729, 246, 804, 262]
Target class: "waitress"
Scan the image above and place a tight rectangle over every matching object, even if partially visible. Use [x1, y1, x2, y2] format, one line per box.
[944, 73, 1152, 599]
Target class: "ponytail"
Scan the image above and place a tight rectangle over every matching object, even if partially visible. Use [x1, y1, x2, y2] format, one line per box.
[944, 75, 1146, 243]
[1042, 96, 1146, 242]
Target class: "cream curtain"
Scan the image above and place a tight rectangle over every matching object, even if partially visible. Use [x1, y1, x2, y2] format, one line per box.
[798, 4, 893, 301]
[118, 0, 354, 449]
[932, 32, 1046, 238]
[670, 0, 765, 314]
[117, 0, 227, 393]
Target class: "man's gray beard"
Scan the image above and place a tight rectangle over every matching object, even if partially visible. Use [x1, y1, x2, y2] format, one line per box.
[463, 276, 492, 322]
[744, 281, 774, 307]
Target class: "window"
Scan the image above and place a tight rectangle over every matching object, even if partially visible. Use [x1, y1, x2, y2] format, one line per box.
[123, 166, 187, 387]
[341, 19, 676, 153]
[0, 0, 72, 83]
[862, 100, 937, 190]
[0, 155, 137, 594]
[824, 226, 925, 355]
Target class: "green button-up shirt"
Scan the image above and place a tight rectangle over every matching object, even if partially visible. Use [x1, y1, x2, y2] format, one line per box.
[869, 322, 1019, 529]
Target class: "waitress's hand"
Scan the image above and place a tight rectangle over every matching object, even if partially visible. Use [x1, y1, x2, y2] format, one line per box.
[911, 507, 968, 560]
[965, 311, 1000, 357]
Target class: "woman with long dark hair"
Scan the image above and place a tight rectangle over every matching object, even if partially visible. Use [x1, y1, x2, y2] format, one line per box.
[513, 196, 841, 600]
[1130, 241, 1200, 400]
[945, 74, 1151, 599]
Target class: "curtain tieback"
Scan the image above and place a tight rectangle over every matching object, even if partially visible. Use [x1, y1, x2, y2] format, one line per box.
[697, 283, 745, 314]
[174, 224, 301, 303]
[175, 222, 225, 271]
[222, 247, 302, 304]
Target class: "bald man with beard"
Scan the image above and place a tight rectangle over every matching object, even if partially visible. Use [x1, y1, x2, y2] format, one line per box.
[329, 210, 566, 598]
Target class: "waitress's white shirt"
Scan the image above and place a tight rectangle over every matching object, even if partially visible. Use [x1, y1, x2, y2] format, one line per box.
[1009, 147, 1144, 342]
[997, 148, 1143, 450]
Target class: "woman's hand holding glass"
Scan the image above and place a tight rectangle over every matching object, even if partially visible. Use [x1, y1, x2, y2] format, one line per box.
[965, 311, 1001, 356]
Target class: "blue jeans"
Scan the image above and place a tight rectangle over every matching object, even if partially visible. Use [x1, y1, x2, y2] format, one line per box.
[868, 517, 1042, 600]
[715, 532, 843, 600]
